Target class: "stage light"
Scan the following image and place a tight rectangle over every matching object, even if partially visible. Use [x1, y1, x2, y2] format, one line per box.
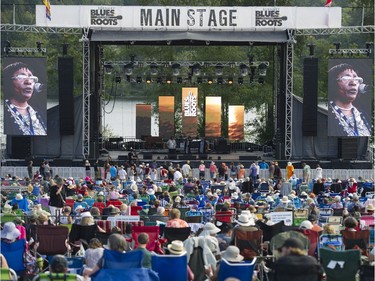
[124, 63, 133, 76]
[136, 76, 142, 83]
[207, 78, 213, 85]
[62, 43, 68, 55]
[248, 54, 254, 65]
[166, 77, 172, 84]
[240, 64, 248, 76]
[150, 63, 158, 75]
[36, 41, 43, 52]
[172, 63, 181, 76]
[115, 76, 121, 83]
[307, 43, 315, 56]
[104, 64, 113, 75]
[238, 77, 243, 85]
[258, 63, 268, 77]
[215, 63, 223, 76]
[192, 64, 201, 76]
[146, 77, 152, 84]
[157, 77, 163, 84]
[197, 77, 203, 84]
[217, 77, 223, 84]
[333, 42, 341, 51]
[227, 77, 233, 85]
[177, 77, 183, 84]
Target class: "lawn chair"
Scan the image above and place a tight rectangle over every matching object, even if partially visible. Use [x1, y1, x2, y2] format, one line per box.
[32, 273, 84, 281]
[131, 226, 164, 254]
[35, 225, 69, 256]
[234, 228, 263, 260]
[318, 208, 334, 224]
[215, 211, 234, 223]
[320, 248, 361, 281]
[151, 253, 188, 281]
[318, 234, 344, 254]
[185, 211, 203, 223]
[270, 231, 310, 261]
[1, 239, 26, 275]
[218, 258, 256, 281]
[293, 209, 308, 227]
[273, 258, 322, 281]
[0, 268, 18, 281]
[341, 229, 370, 255]
[298, 229, 320, 257]
[164, 227, 191, 244]
[69, 224, 99, 249]
[256, 220, 285, 242]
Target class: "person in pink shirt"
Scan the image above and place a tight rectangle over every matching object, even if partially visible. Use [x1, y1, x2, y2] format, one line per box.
[199, 161, 206, 179]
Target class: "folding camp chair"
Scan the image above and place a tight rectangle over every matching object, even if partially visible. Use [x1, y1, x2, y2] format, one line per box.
[318, 208, 334, 224]
[218, 258, 256, 281]
[35, 225, 69, 256]
[293, 209, 308, 227]
[298, 229, 320, 257]
[32, 273, 84, 281]
[320, 248, 361, 281]
[185, 211, 203, 223]
[270, 231, 310, 261]
[1, 239, 26, 275]
[360, 215, 375, 228]
[256, 220, 285, 242]
[318, 234, 343, 255]
[234, 228, 263, 260]
[215, 211, 234, 223]
[177, 207, 190, 220]
[273, 258, 322, 281]
[0, 268, 18, 281]
[131, 226, 163, 254]
[69, 224, 99, 249]
[151, 253, 188, 281]
[164, 227, 191, 244]
[341, 229, 370, 255]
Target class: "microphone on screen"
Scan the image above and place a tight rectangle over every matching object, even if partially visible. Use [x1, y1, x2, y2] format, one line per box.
[359, 84, 370, 95]
[34, 83, 46, 93]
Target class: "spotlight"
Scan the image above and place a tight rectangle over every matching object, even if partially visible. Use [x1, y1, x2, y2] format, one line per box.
[166, 77, 172, 84]
[217, 77, 223, 84]
[104, 64, 113, 75]
[36, 41, 43, 52]
[227, 77, 233, 85]
[146, 77, 152, 84]
[207, 78, 213, 85]
[150, 63, 158, 76]
[238, 77, 244, 85]
[333, 42, 341, 51]
[248, 54, 254, 65]
[192, 64, 201, 76]
[136, 76, 142, 83]
[215, 64, 223, 76]
[307, 43, 315, 56]
[172, 63, 181, 76]
[240, 64, 248, 76]
[115, 76, 121, 83]
[177, 77, 183, 84]
[157, 77, 163, 84]
[197, 77, 203, 84]
[258, 63, 268, 77]
[124, 63, 133, 76]
[62, 43, 68, 56]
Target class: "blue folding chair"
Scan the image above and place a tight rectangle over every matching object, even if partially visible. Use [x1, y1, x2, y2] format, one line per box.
[151, 254, 188, 281]
[217, 258, 256, 281]
[1, 239, 26, 275]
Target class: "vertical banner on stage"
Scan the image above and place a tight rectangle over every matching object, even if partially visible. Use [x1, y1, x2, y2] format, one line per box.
[136, 104, 151, 139]
[182, 87, 198, 137]
[159, 96, 175, 139]
[205, 96, 222, 137]
[3, 57, 48, 135]
[327, 58, 373, 137]
[228, 105, 244, 141]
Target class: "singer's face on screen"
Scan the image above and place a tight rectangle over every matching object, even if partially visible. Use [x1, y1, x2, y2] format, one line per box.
[336, 68, 360, 103]
[11, 67, 36, 102]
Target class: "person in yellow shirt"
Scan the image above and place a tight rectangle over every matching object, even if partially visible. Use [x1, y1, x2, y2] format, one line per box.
[286, 162, 294, 180]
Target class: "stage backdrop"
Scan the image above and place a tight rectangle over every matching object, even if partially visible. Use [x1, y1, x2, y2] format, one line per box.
[136, 104, 151, 139]
[3, 57, 47, 136]
[159, 96, 175, 139]
[327, 58, 373, 137]
[205, 96, 221, 137]
[228, 105, 244, 140]
[182, 87, 198, 137]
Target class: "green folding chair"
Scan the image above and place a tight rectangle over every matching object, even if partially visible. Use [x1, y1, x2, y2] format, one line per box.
[0, 268, 18, 281]
[319, 248, 361, 281]
[32, 273, 83, 281]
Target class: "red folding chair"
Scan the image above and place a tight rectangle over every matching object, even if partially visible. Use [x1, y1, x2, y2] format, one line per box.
[130, 206, 143, 216]
[298, 229, 320, 257]
[106, 200, 122, 208]
[96, 220, 112, 234]
[131, 226, 164, 254]
[65, 198, 75, 209]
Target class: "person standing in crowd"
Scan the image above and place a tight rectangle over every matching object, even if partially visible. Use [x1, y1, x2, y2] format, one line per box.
[315, 164, 323, 179]
[93, 159, 100, 179]
[85, 160, 91, 177]
[168, 162, 175, 180]
[259, 160, 269, 170]
[209, 161, 217, 179]
[48, 177, 65, 223]
[198, 161, 206, 180]
[128, 148, 138, 165]
[269, 161, 275, 179]
[286, 162, 294, 180]
[249, 162, 257, 184]
[182, 161, 192, 178]
[229, 162, 238, 180]
[3, 61, 47, 135]
[302, 163, 311, 183]
[167, 136, 177, 154]
[27, 160, 33, 179]
[117, 165, 127, 181]
[328, 63, 371, 136]
[274, 162, 282, 180]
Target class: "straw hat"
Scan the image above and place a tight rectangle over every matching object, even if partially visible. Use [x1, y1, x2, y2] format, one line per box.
[281, 196, 289, 203]
[80, 211, 92, 218]
[131, 184, 138, 192]
[334, 195, 341, 202]
[110, 207, 120, 215]
[174, 196, 181, 203]
[0, 222, 21, 241]
[168, 240, 186, 255]
[201, 222, 221, 235]
[231, 192, 239, 200]
[366, 204, 375, 212]
[235, 214, 255, 226]
[15, 193, 23, 200]
[300, 192, 308, 197]
[221, 246, 244, 262]
[147, 188, 155, 195]
[98, 191, 104, 196]
[75, 205, 84, 212]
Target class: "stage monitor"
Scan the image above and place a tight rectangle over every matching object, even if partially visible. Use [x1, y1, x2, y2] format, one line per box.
[327, 58, 373, 137]
[2, 57, 47, 135]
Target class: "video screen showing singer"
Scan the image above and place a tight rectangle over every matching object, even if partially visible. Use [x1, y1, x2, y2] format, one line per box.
[3, 61, 47, 135]
[328, 62, 372, 137]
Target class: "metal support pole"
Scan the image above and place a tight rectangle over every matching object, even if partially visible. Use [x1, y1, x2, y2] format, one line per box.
[81, 27, 90, 159]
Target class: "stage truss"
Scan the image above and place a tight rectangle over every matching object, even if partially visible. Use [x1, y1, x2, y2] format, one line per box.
[1, 24, 374, 159]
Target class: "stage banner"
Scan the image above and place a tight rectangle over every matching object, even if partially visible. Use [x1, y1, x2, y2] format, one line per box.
[3, 57, 48, 136]
[327, 58, 373, 137]
[205, 96, 221, 137]
[159, 96, 175, 139]
[136, 104, 151, 139]
[228, 105, 244, 141]
[182, 87, 198, 137]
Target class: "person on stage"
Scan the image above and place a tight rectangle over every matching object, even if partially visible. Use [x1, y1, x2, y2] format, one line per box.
[328, 63, 371, 136]
[3, 61, 47, 135]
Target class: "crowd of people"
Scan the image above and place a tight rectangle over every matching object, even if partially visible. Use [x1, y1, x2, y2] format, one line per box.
[0, 158, 374, 280]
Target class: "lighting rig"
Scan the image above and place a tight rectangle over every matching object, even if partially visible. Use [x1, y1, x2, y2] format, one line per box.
[329, 42, 373, 57]
[2, 41, 47, 55]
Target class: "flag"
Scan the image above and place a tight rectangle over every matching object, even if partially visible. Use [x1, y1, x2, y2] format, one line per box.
[43, 0, 51, 20]
[324, 0, 332, 7]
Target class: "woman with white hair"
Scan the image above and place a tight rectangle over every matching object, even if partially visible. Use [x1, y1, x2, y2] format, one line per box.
[331, 196, 343, 209]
